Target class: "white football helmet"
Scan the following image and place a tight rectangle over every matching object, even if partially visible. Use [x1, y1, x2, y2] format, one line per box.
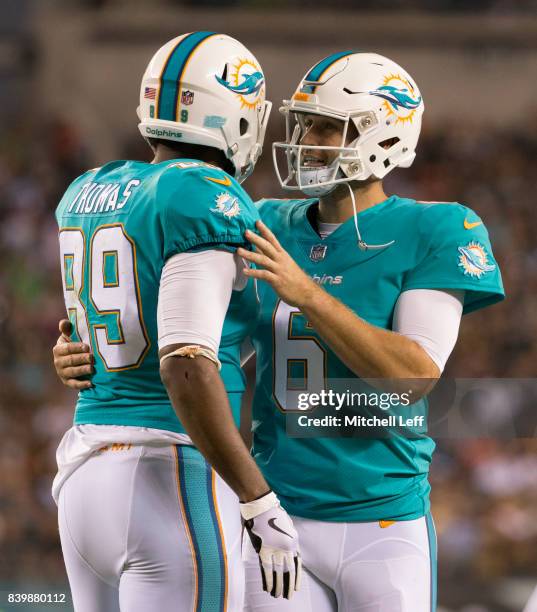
[138, 32, 272, 182]
[273, 51, 424, 195]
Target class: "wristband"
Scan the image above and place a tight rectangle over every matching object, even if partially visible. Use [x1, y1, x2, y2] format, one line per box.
[240, 490, 280, 521]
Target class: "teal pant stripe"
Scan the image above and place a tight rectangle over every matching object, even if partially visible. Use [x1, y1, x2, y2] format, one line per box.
[205, 460, 226, 610]
[177, 445, 225, 612]
[158, 31, 216, 121]
[425, 512, 438, 611]
[302, 51, 356, 93]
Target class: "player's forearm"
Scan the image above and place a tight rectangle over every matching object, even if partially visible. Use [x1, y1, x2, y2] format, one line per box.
[160, 357, 270, 502]
[299, 287, 439, 394]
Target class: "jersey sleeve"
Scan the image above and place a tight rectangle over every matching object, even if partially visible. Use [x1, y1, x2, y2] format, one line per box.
[402, 202, 505, 314]
[158, 165, 259, 260]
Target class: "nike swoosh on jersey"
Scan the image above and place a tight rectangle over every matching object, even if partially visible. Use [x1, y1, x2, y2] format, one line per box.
[379, 520, 396, 528]
[268, 517, 293, 538]
[464, 219, 483, 230]
[205, 175, 232, 187]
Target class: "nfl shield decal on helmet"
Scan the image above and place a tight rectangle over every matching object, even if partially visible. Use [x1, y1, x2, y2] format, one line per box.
[211, 192, 241, 218]
[181, 90, 194, 105]
[310, 244, 328, 262]
[458, 241, 496, 278]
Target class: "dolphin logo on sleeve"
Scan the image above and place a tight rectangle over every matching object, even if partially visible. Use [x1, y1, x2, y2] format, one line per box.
[458, 242, 496, 278]
[211, 192, 241, 218]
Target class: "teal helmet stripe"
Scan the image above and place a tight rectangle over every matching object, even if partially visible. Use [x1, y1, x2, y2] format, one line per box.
[302, 50, 357, 93]
[157, 31, 217, 121]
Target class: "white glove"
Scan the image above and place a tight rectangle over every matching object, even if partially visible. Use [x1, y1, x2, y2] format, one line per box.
[240, 491, 302, 599]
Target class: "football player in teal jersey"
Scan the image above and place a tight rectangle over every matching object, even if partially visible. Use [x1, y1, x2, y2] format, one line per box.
[51, 33, 301, 612]
[234, 52, 504, 611]
[53, 51, 504, 611]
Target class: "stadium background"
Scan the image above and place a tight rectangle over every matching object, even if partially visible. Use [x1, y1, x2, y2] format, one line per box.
[1, 1, 536, 610]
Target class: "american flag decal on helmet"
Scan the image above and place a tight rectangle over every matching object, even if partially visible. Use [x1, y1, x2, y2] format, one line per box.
[144, 87, 157, 100]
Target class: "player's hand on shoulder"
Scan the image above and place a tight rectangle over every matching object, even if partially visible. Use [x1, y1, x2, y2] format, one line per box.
[238, 220, 317, 309]
[53, 319, 94, 389]
[241, 490, 302, 599]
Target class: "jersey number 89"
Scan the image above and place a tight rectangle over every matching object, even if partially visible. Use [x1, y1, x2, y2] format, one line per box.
[59, 225, 149, 371]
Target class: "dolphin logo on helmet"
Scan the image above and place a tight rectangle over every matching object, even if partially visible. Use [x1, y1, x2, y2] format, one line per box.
[369, 85, 422, 111]
[216, 71, 265, 96]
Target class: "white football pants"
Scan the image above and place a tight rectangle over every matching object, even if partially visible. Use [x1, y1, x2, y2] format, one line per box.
[58, 443, 244, 612]
[244, 514, 437, 612]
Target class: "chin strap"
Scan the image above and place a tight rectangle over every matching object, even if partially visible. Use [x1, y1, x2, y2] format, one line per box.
[346, 182, 395, 251]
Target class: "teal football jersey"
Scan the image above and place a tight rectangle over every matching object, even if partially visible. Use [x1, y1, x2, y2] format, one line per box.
[55, 159, 259, 433]
[252, 195, 504, 522]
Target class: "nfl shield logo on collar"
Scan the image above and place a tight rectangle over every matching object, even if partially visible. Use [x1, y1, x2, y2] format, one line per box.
[310, 244, 327, 262]
[181, 90, 194, 105]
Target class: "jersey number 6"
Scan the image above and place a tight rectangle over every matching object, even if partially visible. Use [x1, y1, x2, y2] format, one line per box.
[273, 300, 327, 412]
[59, 225, 149, 371]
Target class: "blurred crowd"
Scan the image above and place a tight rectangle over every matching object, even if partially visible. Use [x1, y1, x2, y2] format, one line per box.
[0, 115, 536, 610]
[74, 0, 537, 14]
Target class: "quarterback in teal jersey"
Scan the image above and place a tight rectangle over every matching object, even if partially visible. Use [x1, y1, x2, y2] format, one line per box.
[52, 33, 301, 612]
[236, 52, 504, 611]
